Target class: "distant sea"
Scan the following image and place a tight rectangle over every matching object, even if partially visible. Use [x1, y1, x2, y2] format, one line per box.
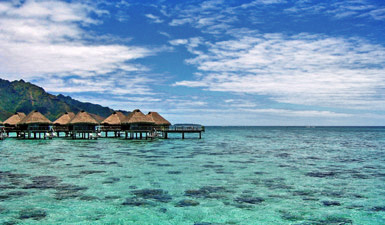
[1, 127, 385, 224]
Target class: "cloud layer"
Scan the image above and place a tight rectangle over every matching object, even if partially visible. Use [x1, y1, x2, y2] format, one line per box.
[0, 0, 154, 94]
[174, 33, 385, 109]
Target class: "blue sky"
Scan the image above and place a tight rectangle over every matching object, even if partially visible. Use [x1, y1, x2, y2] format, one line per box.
[0, 0, 385, 125]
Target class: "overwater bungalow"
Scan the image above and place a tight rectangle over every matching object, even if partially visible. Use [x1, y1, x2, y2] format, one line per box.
[3, 112, 27, 136]
[146, 112, 171, 130]
[69, 110, 99, 139]
[101, 111, 126, 137]
[18, 110, 52, 139]
[53, 112, 75, 137]
[121, 109, 155, 139]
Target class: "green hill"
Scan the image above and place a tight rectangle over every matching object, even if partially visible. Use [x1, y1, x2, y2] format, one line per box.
[0, 78, 128, 121]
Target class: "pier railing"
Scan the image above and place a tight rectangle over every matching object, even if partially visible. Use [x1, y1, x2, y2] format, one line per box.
[100, 126, 122, 131]
[165, 125, 205, 132]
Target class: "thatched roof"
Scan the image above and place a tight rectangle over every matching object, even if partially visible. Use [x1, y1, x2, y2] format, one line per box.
[89, 113, 105, 123]
[122, 109, 155, 124]
[146, 112, 171, 126]
[102, 111, 126, 125]
[19, 110, 52, 125]
[53, 112, 75, 125]
[70, 110, 99, 125]
[3, 112, 26, 126]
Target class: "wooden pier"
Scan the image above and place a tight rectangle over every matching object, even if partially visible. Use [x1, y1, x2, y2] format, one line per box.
[162, 125, 205, 139]
[1, 110, 204, 140]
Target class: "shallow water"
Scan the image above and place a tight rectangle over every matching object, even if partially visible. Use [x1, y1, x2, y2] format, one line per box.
[0, 127, 385, 224]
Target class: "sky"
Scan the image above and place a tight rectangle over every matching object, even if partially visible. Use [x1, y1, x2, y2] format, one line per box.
[0, 0, 385, 125]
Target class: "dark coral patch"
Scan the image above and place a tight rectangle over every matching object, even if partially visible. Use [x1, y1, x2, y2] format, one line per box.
[132, 189, 172, 203]
[23, 176, 62, 189]
[322, 200, 341, 206]
[371, 206, 385, 212]
[234, 195, 264, 205]
[306, 171, 338, 178]
[185, 186, 230, 199]
[167, 171, 182, 175]
[79, 195, 100, 201]
[102, 177, 120, 184]
[79, 170, 106, 175]
[175, 199, 200, 207]
[19, 208, 47, 220]
[122, 197, 151, 206]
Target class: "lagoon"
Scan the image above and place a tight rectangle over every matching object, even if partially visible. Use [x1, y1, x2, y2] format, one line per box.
[0, 127, 385, 224]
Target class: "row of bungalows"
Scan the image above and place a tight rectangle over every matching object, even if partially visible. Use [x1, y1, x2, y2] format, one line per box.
[1, 109, 172, 139]
[122, 109, 168, 139]
[102, 109, 171, 139]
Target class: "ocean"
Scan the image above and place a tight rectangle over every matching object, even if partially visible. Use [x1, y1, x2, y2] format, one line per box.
[0, 127, 384, 224]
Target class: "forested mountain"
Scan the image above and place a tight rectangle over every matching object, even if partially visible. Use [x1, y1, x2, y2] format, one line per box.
[0, 78, 128, 121]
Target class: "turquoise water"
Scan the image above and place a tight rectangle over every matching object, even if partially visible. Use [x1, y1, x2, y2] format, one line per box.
[1, 127, 385, 224]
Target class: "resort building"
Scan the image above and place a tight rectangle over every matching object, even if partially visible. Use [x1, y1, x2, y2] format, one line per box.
[53, 112, 75, 137]
[101, 111, 126, 137]
[69, 110, 99, 139]
[146, 112, 171, 130]
[122, 109, 155, 139]
[18, 110, 52, 139]
[3, 112, 27, 136]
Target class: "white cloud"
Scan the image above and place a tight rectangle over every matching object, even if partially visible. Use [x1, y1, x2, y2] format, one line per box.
[240, 108, 351, 118]
[362, 8, 385, 20]
[224, 99, 258, 108]
[71, 95, 163, 112]
[0, 0, 156, 94]
[159, 31, 171, 38]
[169, 39, 188, 45]
[174, 33, 385, 110]
[145, 13, 163, 23]
[164, 98, 207, 108]
[162, 107, 354, 125]
[169, 37, 204, 55]
[1, 42, 152, 77]
[240, 0, 287, 8]
[285, 0, 385, 21]
[34, 74, 155, 96]
[168, 0, 238, 34]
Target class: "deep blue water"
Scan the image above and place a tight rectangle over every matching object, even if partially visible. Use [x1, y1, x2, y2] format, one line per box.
[0, 126, 385, 224]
